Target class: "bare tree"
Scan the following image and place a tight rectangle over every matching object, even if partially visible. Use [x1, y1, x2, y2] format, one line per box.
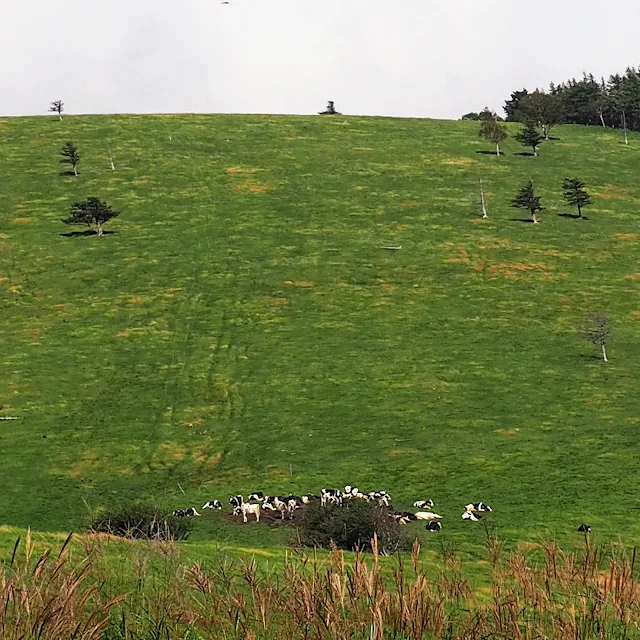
[582, 312, 611, 362]
[108, 148, 115, 171]
[49, 100, 64, 120]
[478, 118, 508, 156]
[479, 179, 488, 219]
[622, 110, 629, 145]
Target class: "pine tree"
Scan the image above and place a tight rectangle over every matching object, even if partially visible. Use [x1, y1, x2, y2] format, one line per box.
[514, 122, 544, 156]
[511, 180, 543, 224]
[562, 178, 592, 219]
[62, 197, 119, 236]
[319, 101, 340, 115]
[60, 142, 80, 176]
[478, 118, 508, 156]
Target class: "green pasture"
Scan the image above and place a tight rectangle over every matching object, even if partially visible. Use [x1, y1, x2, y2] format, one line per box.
[0, 114, 639, 561]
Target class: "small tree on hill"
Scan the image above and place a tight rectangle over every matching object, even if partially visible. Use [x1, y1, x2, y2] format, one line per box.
[515, 122, 544, 156]
[562, 178, 592, 219]
[49, 100, 64, 120]
[63, 197, 119, 236]
[319, 101, 340, 115]
[479, 118, 508, 156]
[60, 142, 80, 176]
[520, 91, 563, 139]
[582, 312, 610, 362]
[512, 180, 543, 224]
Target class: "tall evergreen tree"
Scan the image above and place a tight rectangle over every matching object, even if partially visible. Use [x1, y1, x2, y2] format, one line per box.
[520, 91, 563, 139]
[503, 89, 529, 121]
[512, 180, 543, 224]
[514, 122, 544, 156]
[62, 197, 119, 236]
[319, 101, 340, 115]
[60, 142, 80, 176]
[562, 178, 593, 219]
[478, 117, 508, 155]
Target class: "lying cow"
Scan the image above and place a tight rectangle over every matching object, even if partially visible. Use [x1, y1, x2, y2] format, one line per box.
[414, 512, 442, 521]
[426, 521, 442, 532]
[202, 500, 222, 510]
[464, 502, 492, 513]
[413, 499, 435, 509]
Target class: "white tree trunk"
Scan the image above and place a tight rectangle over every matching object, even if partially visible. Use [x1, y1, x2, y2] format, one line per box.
[601, 344, 608, 362]
[480, 180, 488, 219]
[624, 129, 629, 145]
[495, 143, 500, 157]
[599, 112, 606, 128]
[108, 150, 115, 170]
[96, 222, 103, 237]
[73, 165, 77, 176]
[532, 212, 539, 224]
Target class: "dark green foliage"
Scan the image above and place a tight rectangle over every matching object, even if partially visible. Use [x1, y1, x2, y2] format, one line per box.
[520, 91, 563, 139]
[298, 501, 410, 554]
[511, 180, 543, 223]
[62, 197, 119, 235]
[478, 117, 508, 155]
[90, 503, 191, 540]
[514, 122, 544, 155]
[503, 89, 529, 121]
[462, 108, 504, 122]
[562, 178, 593, 218]
[319, 101, 340, 115]
[59, 141, 80, 175]
[49, 100, 64, 119]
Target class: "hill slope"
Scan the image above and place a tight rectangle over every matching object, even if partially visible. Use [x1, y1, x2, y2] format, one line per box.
[0, 114, 639, 545]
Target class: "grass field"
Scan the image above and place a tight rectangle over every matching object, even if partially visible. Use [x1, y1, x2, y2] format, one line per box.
[0, 113, 639, 558]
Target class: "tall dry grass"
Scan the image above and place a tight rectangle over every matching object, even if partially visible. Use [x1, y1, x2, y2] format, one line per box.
[5, 530, 640, 639]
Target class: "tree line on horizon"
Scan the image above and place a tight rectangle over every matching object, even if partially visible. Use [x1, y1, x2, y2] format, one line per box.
[464, 65, 640, 134]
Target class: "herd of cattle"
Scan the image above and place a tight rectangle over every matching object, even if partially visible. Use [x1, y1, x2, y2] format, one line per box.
[171, 485, 495, 532]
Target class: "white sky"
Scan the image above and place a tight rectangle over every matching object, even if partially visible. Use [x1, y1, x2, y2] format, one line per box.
[2, 0, 640, 119]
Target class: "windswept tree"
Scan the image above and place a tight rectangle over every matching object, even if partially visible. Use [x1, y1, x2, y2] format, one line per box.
[512, 180, 543, 224]
[520, 90, 563, 139]
[562, 178, 593, 219]
[60, 142, 80, 176]
[582, 312, 611, 362]
[49, 100, 64, 120]
[62, 197, 119, 236]
[478, 117, 508, 156]
[515, 122, 544, 156]
[318, 101, 340, 115]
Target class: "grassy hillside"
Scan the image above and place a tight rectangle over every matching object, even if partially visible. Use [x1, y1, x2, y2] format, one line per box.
[0, 114, 639, 552]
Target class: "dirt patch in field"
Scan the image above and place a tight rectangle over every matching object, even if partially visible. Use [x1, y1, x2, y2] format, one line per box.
[263, 297, 288, 305]
[128, 296, 145, 304]
[624, 273, 640, 281]
[13, 218, 30, 224]
[354, 147, 375, 152]
[166, 287, 182, 294]
[226, 166, 259, 176]
[285, 280, 314, 288]
[234, 180, 272, 193]
[158, 442, 186, 461]
[487, 262, 549, 280]
[496, 428, 520, 436]
[629, 311, 640, 320]
[616, 233, 638, 240]
[441, 157, 475, 167]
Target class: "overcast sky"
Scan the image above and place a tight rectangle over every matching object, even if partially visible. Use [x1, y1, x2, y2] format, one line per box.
[2, 0, 639, 120]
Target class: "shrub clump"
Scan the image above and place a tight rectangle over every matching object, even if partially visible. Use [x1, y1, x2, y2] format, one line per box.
[90, 503, 191, 541]
[298, 500, 410, 554]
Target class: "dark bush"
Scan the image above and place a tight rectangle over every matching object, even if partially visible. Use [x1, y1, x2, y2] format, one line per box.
[298, 500, 410, 554]
[90, 503, 191, 541]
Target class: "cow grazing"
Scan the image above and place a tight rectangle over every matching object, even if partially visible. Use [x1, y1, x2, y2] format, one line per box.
[248, 492, 265, 502]
[413, 499, 435, 509]
[462, 511, 481, 522]
[172, 509, 185, 518]
[321, 488, 342, 506]
[464, 502, 492, 513]
[173, 507, 200, 518]
[414, 512, 442, 521]
[202, 500, 222, 510]
[578, 524, 592, 533]
[426, 521, 442, 532]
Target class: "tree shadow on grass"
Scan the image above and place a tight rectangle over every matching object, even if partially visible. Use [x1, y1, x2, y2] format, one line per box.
[515, 152, 536, 157]
[559, 213, 588, 220]
[59, 170, 79, 177]
[60, 229, 116, 238]
[475, 150, 500, 156]
[508, 218, 536, 223]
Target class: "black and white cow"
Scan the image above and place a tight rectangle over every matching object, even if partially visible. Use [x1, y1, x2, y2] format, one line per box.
[578, 524, 592, 533]
[202, 500, 222, 510]
[462, 510, 481, 522]
[173, 507, 201, 518]
[425, 521, 442, 532]
[230, 495, 244, 515]
[321, 489, 342, 506]
[464, 502, 492, 513]
[248, 492, 265, 502]
[413, 499, 435, 509]
[301, 495, 320, 504]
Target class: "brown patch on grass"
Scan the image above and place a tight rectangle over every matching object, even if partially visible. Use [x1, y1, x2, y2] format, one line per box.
[267, 466, 287, 479]
[616, 233, 638, 240]
[166, 287, 182, 294]
[624, 273, 640, 281]
[158, 442, 186, 461]
[263, 297, 288, 305]
[285, 280, 314, 288]
[8, 284, 21, 293]
[117, 327, 145, 338]
[375, 299, 392, 306]
[129, 296, 145, 304]
[487, 262, 549, 280]
[629, 311, 640, 320]
[441, 158, 474, 167]
[354, 147, 375, 152]
[13, 218, 30, 224]
[226, 166, 259, 176]
[496, 428, 520, 436]
[234, 180, 272, 193]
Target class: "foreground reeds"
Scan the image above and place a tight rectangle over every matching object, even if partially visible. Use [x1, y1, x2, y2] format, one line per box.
[4, 532, 640, 639]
